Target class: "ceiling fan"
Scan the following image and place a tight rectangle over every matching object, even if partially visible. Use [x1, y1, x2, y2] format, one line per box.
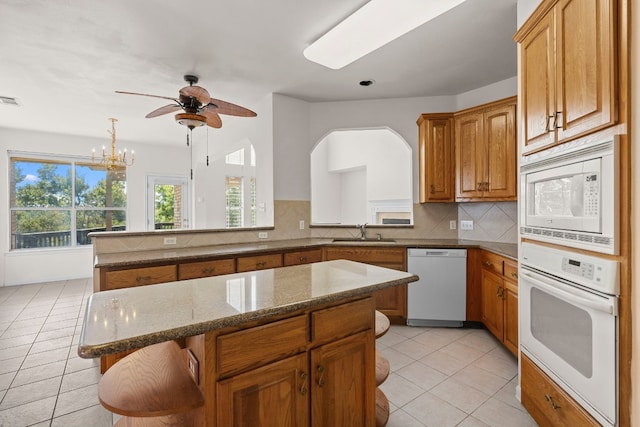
[116, 75, 257, 130]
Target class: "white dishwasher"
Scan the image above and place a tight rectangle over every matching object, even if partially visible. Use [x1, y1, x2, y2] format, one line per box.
[407, 248, 467, 327]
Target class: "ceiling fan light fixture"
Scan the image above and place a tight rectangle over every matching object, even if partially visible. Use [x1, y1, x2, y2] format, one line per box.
[303, 0, 468, 70]
[175, 113, 206, 129]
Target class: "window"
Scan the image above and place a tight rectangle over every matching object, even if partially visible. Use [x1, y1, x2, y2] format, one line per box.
[9, 154, 127, 250]
[146, 175, 190, 231]
[225, 176, 243, 228]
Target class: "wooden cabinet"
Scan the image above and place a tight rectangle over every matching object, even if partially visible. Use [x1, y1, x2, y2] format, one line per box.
[103, 264, 177, 290]
[323, 247, 407, 323]
[515, 0, 616, 155]
[284, 248, 323, 266]
[178, 258, 235, 280]
[455, 98, 517, 201]
[417, 113, 455, 202]
[521, 353, 600, 427]
[480, 251, 518, 355]
[214, 297, 376, 427]
[236, 253, 283, 272]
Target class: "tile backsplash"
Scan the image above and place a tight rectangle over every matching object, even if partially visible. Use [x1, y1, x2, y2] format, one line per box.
[92, 200, 518, 255]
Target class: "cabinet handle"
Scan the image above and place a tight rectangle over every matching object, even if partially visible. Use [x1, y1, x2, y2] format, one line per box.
[484, 182, 489, 191]
[202, 267, 216, 275]
[136, 275, 152, 282]
[299, 256, 307, 262]
[510, 271, 518, 279]
[299, 371, 308, 395]
[545, 115, 554, 132]
[554, 111, 562, 129]
[497, 286, 505, 299]
[483, 261, 492, 268]
[545, 394, 561, 410]
[430, 184, 435, 194]
[316, 365, 325, 387]
[477, 182, 483, 191]
[256, 261, 266, 268]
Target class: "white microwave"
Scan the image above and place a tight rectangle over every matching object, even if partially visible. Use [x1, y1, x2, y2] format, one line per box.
[520, 138, 619, 255]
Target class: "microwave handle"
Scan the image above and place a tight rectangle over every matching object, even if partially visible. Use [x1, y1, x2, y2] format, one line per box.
[521, 269, 617, 315]
[569, 175, 584, 216]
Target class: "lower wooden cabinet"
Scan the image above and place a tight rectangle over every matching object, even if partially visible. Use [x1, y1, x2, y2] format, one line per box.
[322, 247, 407, 323]
[211, 297, 376, 427]
[480, 251, 518, 355]
[284, 248, 323, 266]
[521, 354, 599, 427]
[103, 264, 177, 290]
[237, 253, 283, 272]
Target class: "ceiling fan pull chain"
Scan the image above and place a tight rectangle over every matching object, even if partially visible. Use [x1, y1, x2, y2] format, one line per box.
[206, 126, 210, 166]
[189, 130, 193, 180]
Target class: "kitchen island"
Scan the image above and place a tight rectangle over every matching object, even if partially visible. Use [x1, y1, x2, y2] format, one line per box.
[78, 260, 418, 426]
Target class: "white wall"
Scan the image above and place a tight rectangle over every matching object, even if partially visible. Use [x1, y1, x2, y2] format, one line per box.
[0, 127, 187, 285]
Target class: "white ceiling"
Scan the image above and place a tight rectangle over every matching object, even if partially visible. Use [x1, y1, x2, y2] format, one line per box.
[0, 0, 518, 146]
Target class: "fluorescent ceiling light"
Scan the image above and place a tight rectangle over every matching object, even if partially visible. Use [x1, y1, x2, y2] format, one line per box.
[304, 0, 468, 70]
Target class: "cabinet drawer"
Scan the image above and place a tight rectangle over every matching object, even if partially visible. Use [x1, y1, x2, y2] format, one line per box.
[105, 265, 177, 290]
[521, 354, 599, 427]
[283, 248, 323, 266]
[311, 297, 374, 346]
[504, 259, 518, 282]
[178, 258, 235, 280]
[236, 253, 283, 272]
[324, 247, 405, 265]
[480, 251, 504, 275]
[217, 315, 308, 378]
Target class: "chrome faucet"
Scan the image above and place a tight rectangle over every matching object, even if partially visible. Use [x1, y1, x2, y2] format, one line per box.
[358, 223, 368, 240]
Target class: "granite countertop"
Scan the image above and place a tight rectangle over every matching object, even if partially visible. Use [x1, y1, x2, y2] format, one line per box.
[94, 238, 517, 268]
[78, 260, 418, 359]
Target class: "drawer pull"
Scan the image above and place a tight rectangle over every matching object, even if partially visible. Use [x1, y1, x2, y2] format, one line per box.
[299, 371, 308, 395]
[316, 365, 325, 387]
[545, 115, 554, 132]
[510, 271, 518, 279]
[430, 184, 435, 194]
[256, 262, 266, 268]
[545, 394, 561, 410]
[202, 267, 216, 275]
[299, 256, 307, 262]
[136, 275, 152, 282]
[496, 286, 504, 299]
[483, 261, 492, 267]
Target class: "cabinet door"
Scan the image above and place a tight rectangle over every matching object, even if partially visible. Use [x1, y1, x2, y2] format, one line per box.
[283, 248, 323, 266]
[455, 111, 485, 199]
[236, 253, 283, 272]
[484, 104, 517, 199]
[311, 330, 375, 427]
[419, 115, 454, 202]
[503, 280, 518, 356]
[217, 354, 309, 427]
[178, 258, 235, 280]
[555, 0, 616, 143]
[520, 11, 556, 154]
[481, 269, 504, 341]
[104, 265, 177, 290]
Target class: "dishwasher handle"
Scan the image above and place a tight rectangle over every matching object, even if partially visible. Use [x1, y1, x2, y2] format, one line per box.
[407, 248, 467, 257]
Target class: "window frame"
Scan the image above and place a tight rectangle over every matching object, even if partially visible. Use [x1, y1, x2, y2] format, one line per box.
[8, 151, 128, 251]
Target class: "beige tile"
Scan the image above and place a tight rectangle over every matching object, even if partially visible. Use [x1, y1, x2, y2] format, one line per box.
[65, 354, 100, 374]
[53, 384, 100, 418]
[396, 361, 448, 391]
[493, 378, 526, 412]
[0, 344, 30, 361]
[403, 391, 468, 427]
[0, 356, 23, 375]
[391, 325, 429, 339]
[452, 365, 510, 396]
[387, 408, 426, 427]
[51, 404, 114, 427]
[28, 336, 73, 354]
[382, 347, 416, 373]
[430, 377, 490, 413]
[0, 371, 16, 391]
[35, 326, 75, 343]
[40, 318, 77, 333]
[379, 373, 427, 407]
[439, 341, 486, 365]
[472, 353, 518, 381]
[472, 397, 538, 427]
[60, 367, 101, 393]
[0, 333, 37, 349]
[377, 330, 408, 347]
[420, 349, 470, 376]
[393, 338, 436, 360]
[457, 329, 500, 353]
[0, 376, 62, 410]
[411, 329, 462, 352]
[457, 415, 492, 427]
[0, 395, 56, 426]
[21, 347, 70, 369]
[11, 360, 66, 387]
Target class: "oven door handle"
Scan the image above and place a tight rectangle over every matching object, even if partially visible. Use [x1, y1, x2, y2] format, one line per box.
[521, 270, 617, 315]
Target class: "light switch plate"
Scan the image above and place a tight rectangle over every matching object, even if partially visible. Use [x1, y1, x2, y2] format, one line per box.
[258, 232, 268, 239]
[449, 220, 456, 230]
[163, 237, 177, 245]
[186, 349, 199, 385]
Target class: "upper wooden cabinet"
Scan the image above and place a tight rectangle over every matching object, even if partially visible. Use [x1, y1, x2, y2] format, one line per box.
[454, 98, 517, 201]
[417, 113, 455, 202]
[515, 0, 617, 155]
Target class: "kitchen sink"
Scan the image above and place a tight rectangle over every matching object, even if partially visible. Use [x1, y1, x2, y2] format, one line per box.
[331, 238, 397, 245]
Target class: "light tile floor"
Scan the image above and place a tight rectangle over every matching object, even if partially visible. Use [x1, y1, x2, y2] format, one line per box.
[0, 278, 538, 426]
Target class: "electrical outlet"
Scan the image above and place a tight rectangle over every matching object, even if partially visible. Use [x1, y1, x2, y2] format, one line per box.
[163, 237, 177, 245]
[258, 232, 268, 239]
[460, 220, 474, 231]
[449, 220, 457, 230]
[299, 220, 305, 230]
[186, 350, 199, 384]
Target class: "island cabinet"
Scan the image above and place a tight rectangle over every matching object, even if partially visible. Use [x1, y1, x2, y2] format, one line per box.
[417, 113, 455, 202]
[193, 296, 376, 427]
[322, 247, 407, 323]
[454, 97, 517, 201]
[514, 0, 616, 155]
[480, 251, 518, 355]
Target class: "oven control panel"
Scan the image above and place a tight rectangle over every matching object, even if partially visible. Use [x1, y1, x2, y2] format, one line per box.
[561, 257, 598, 280]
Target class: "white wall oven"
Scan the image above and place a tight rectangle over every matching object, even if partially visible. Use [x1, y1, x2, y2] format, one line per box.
[519, 242, 619, 427]
[520, 138, 619, 255]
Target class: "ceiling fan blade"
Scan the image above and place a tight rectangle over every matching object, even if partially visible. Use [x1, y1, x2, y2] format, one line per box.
[207, 99, 257, 117]
[179, 85, 211, 105]
[201, 110, 222, 128]
[115, 91, 179, 102]
[145, 104, 183, 118]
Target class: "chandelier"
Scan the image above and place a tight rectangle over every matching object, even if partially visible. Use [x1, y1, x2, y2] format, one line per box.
[92, 118, 134, 170]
